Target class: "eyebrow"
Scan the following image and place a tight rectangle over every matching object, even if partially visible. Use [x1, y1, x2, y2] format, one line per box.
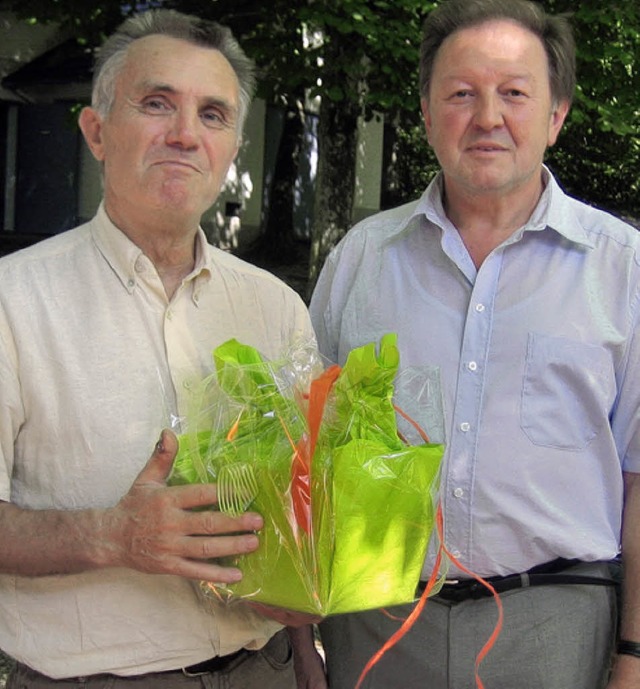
[441, 71, 534, 83]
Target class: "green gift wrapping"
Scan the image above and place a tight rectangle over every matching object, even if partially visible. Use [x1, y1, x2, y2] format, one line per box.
[169, 334, 444, 615]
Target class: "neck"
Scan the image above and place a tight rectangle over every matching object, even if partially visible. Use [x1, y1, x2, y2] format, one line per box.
[105, 202, 199, 299]
[443, 176, 545, 268]
[140, 235, 198, 300]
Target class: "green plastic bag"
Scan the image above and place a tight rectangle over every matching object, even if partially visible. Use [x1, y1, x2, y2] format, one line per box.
[170, 334, 444, 614]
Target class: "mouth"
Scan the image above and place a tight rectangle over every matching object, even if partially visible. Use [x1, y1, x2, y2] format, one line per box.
[153, 160, 201, 173]
[467, 143, 508, 153]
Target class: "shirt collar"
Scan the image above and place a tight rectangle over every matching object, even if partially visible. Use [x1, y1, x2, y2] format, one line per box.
[386, 167, 595, 250]
[90, 202, 212, 297]
[542, 170, 595, 248]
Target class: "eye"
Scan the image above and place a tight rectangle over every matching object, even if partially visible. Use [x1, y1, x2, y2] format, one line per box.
[202, 110, 223, 125]
[139, 97, 173, 114]
[503, 86, 529, 100]
[448, 89, 474, 102]
[200, 108, 233, 130]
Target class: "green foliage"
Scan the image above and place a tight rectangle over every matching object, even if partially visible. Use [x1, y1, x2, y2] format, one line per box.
[541, 0, 640, 216]
[299, 0, 432, 120]
[8, 0, 128, 42]
[381, 111, 439, 209]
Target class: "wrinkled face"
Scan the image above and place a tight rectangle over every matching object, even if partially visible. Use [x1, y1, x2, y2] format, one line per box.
[81, 35, 240, 227]
[421, 20, 569, 200]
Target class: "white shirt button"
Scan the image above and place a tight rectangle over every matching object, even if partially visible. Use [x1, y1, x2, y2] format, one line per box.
[453, 487, 464, 498]
[475, 303, 485, 312]
[127, 278, 135, 288]
[451, 549, 462, 559]
[460, 422, 471, 432]
[468, 361, 478, 371]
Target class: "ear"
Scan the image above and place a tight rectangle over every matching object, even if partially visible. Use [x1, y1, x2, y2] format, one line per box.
[78, 107, 106, 162]
[547, 99, 570, 147]
[420, 97, 433, 143]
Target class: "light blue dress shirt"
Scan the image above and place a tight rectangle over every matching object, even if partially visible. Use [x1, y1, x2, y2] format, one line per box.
[310, 170, 640, 578]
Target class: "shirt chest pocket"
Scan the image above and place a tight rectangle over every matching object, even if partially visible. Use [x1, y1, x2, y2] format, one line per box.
[520, 333, 615, 451]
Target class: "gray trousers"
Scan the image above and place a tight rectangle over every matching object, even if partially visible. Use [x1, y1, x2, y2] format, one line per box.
[320, 564, 617, 689]
[6, 630, 295, 689]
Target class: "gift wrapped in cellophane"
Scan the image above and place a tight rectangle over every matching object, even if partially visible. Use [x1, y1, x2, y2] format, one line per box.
[169, 333, 445, 615]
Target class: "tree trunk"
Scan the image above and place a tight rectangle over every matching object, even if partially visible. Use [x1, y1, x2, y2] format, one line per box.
[307, 95, 359, 297]
[260, 95, 306, 262]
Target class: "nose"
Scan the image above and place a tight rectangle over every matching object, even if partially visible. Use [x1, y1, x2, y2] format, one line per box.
[473, 93, 504, 130]
[165, 108, 199, 149]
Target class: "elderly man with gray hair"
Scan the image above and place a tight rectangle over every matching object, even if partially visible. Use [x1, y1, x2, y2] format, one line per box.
[0, 9, 314, 689]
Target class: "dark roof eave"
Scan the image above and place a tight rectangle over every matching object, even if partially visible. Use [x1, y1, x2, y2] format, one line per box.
[1, 37, 93, 90]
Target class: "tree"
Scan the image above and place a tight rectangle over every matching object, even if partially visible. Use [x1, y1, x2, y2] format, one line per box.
[544, 1, 640, 218]
[6, 0, 126, 43]
[289, 0, 434, 293]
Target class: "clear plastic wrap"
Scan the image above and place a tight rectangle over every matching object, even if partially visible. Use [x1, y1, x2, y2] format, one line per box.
[169, 333, 445, 615]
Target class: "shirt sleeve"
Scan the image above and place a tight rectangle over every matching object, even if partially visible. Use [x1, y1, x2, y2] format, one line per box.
[0, 301, 21, 501]
[612, 292, 640, 474]
[309, 251, 339, 364]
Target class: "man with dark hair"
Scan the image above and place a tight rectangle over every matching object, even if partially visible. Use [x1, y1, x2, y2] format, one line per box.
[0, 9, 313, 689]
[296, 1, 640, 687]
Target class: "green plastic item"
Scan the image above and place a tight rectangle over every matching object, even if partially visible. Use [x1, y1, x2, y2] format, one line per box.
[170, 334, 444, 615]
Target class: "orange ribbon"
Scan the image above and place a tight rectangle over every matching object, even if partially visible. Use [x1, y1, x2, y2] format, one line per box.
[288, 364, 341, 535]
[355, 503, 504, 689]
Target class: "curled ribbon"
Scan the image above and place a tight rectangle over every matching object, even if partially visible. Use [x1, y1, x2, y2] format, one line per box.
[354, 503, 504, 689]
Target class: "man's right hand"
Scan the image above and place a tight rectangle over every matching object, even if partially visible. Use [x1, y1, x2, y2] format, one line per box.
[102, 429, 263, 582]
[0, 429, 262, 580]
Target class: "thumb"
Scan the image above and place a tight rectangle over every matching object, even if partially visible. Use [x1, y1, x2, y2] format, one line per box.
[137, 429, 179, 485]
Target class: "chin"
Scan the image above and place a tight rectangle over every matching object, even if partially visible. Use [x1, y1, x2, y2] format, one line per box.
[461, 169, 514, 193]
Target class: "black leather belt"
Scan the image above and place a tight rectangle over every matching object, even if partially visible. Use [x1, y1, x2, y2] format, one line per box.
[419, 558, 618, 603]
[13, 648, 255, 684]
[181, 647, 252, 676]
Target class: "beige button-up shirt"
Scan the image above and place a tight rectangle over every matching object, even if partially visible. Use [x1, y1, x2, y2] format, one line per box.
[0, 205, 314, 678]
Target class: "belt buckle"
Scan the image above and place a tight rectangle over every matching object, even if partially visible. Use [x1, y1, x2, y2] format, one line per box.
[181, 657, 224, 677]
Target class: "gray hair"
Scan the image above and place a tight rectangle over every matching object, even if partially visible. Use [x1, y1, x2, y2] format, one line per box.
[91, 9, 256, 140]
[419, 0, 576, 106]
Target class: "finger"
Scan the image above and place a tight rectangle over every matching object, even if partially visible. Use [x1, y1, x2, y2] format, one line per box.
[170, 481, 220, 510]
[186, 506, 263, 535]
[136, 429, 179, 485]
[169, 557, 246, 585]
[182, 531, 260, 563]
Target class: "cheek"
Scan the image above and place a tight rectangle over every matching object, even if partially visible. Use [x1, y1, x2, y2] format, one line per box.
[102, 128, 141, 164]
[428, 110, 466, 150]
[105, 147, 142, 181]
[508, 107, 545, 138]
[512, 116, 552, 153]
[434, 108, 467, 133]
[206, 141, 238, 176]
